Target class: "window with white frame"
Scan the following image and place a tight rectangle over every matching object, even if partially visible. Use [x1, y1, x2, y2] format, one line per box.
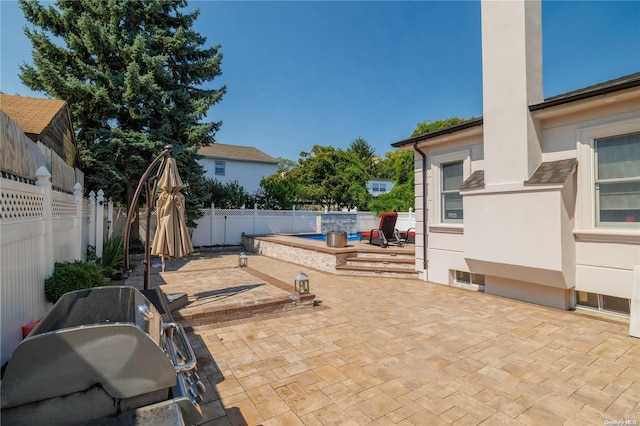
[215, 161, 225, 176]
[595, 131, 640, 226]
[441, 161, 464, 223]
[372, 183, 387, 193]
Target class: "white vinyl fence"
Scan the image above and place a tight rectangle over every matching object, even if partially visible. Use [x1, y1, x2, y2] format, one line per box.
[189, 205, 415, 247]
[0, 167, 107, 366]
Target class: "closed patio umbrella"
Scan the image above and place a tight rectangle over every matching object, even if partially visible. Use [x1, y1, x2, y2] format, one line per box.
[151, 157, 193, 271]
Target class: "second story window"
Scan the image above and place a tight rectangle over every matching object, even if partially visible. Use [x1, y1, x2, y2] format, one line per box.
[372, 183, 386, 193]
[215, 161, 225, 176]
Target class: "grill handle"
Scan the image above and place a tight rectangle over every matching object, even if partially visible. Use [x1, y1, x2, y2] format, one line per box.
[163, 322, 197, 373]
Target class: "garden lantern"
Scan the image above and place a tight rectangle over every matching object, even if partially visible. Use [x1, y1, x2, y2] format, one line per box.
[238, 252, 248, 267]
[294, 271, 310, 294]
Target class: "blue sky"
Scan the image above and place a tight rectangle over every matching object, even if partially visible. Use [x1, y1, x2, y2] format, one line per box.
[1, 1, 639, 162]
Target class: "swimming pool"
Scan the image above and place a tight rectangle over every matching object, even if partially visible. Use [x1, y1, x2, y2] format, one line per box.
[296, 233, 361, 242]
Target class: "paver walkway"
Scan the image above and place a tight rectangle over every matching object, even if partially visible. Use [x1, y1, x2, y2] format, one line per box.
[148, 253, 639, 425]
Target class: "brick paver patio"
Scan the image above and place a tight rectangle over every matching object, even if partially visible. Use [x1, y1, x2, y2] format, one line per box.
[145, 252, 639, 425]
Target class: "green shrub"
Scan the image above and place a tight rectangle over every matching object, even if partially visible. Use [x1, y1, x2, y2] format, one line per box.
[45, 261, 107, 303]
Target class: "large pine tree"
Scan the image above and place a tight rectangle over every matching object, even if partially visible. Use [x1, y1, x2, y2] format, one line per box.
[19, 0, 225, 228]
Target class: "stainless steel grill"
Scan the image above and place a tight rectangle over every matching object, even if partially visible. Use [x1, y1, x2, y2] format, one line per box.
[1, 286, 205, 425]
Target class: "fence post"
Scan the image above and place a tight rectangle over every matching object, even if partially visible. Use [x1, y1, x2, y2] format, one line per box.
[254, 203, 258, 235]
[74, 183, 83, 261]
[89, 191, 96, 249]
[107, 198, 114, 238]
[35, 166, 53, 277]
[211, 203, 215, 245]
[292, 205, 296, 233]
[96, 189, 105, 257]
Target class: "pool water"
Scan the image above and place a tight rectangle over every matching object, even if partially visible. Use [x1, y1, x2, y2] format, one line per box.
[297, 233, 360, 242]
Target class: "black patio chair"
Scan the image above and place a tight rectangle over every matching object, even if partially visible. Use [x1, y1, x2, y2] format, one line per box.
[361, 212, 404, 248]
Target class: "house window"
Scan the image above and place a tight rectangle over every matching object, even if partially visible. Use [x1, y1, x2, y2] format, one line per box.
[372, 183, 386, 193]
[215, 161, 225, 176]
[595, 131, 640, 226]
[442, 161, 463, 223]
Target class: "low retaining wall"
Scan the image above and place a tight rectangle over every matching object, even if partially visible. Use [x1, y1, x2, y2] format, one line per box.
[242, 235, 349, 273]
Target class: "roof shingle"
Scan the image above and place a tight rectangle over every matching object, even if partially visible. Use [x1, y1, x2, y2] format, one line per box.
[525, 158, 578, 185]
[198, 143, 278, 164]
[0, 94, 67, 135]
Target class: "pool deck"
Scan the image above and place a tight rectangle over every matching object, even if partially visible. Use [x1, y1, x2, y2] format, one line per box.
[125, 248, 640, 425]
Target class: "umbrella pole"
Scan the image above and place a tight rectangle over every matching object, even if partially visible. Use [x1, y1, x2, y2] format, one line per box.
[123, 145, 173, 287]
[144, 179, 153, 290]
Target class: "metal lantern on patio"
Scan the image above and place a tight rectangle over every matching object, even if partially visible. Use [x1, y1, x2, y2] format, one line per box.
[238, 252, 248, 267]
[294, 271, 310, 294]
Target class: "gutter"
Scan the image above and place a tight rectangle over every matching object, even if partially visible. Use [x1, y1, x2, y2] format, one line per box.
[392, 118, 484, 149]
[413, 141, 428, 276]
[529, 74, 640, 111]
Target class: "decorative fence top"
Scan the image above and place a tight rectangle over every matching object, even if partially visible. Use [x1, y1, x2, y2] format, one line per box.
[0, 180, 44, 222]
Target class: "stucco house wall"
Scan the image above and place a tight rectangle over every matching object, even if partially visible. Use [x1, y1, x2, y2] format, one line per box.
[394, 0, 640, 313]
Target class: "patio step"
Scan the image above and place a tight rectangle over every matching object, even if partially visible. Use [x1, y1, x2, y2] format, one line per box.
[335, 253, 418, 278]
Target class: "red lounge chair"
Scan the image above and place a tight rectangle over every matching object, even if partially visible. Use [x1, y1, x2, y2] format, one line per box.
[360, 212, 404, 248]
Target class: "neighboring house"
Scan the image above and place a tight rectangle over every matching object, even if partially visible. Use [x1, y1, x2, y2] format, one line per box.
[366, 179, 395, 197]
[198, 143, 279, 194]
[0, 94, 83, 192]
[392, 0, 640, 314]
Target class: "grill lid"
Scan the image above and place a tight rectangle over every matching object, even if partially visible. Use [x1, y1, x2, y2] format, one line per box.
[1, 287, 176, 409]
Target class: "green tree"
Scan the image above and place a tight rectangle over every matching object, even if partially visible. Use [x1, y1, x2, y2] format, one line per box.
[367, 181, 415, 214]
[375, 150, 414, 184]
[411, 117, 472, 137]
[19, 0, 225, 229]
[348, 137, 376, 176]
[292, 145, 370, 210]
[205, 179, 249, 209]
[367, 150, 415, 214]
[251, 159, 299, 209]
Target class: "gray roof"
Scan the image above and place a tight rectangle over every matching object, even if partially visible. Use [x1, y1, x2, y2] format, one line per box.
[459, 159, 578, 192]
[524, 158, 578, 185]
[459, 170, 485, 191]
[198, 143, 278, 164]
[392, 71, 640, 148]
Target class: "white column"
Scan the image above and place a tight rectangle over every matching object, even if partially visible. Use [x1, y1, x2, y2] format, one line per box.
[631, 266, 640, 338]
[73, 183, 83, 261]
[35, 166, 53, 277]
[96, 189, 105, 257]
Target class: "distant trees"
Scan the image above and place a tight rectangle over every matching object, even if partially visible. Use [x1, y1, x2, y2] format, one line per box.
[205, 179, 249, 209]
[411, 117, 472, 137]
[250, 159, 299, 210]
[292, 145, 370, 210]
[367, 150, 415, 214]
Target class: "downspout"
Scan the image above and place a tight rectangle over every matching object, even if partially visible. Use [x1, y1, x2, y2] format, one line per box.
[413, 141, 428, 278]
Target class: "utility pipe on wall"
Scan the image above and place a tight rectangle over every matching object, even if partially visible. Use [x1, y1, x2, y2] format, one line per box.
[413, 141, 428, 277]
